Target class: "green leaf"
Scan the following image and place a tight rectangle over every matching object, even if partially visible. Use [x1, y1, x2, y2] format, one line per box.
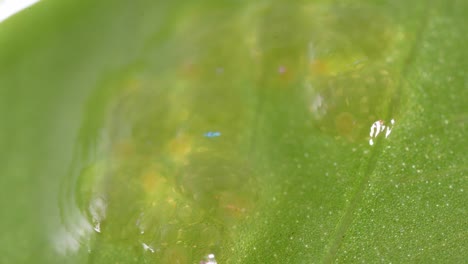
[1, 0, 466, 263]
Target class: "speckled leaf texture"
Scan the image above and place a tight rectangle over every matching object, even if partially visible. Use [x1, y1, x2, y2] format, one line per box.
[0, 0, 466, 263]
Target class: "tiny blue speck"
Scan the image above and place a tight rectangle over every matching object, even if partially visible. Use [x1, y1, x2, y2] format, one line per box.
[204, 131, 221, 138]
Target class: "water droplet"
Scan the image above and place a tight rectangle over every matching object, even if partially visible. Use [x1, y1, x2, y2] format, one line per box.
[142, 243, 155, 253]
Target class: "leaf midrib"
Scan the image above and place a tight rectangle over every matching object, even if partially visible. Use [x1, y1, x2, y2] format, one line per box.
[320, 1, 433, 262]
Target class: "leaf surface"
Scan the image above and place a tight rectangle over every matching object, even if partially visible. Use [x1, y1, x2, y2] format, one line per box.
[1, 0, 466, 263]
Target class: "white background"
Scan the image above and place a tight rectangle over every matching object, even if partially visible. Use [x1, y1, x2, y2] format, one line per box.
[0, 0, 39, 23]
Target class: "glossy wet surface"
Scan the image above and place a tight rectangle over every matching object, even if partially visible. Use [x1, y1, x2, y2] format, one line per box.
[54, 2, 410, 262]
[2, 0, 466, 263]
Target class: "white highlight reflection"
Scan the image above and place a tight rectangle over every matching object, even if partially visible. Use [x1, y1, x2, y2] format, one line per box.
[51, 213, 93, 255]
[201, 253, 217, 264]
[89, 195, 107, 233]
[142, 242, 155, 253]
[369, 119, 395, 146]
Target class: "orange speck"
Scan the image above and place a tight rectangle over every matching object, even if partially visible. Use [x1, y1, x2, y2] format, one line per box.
[166, 197, 177, 207]
[113, 140, 135, 158]
[179, 60, 201, 79]
[141, 169, 166, 193]
[168, 135, 192, 163]
[310, 60, 328, 75]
